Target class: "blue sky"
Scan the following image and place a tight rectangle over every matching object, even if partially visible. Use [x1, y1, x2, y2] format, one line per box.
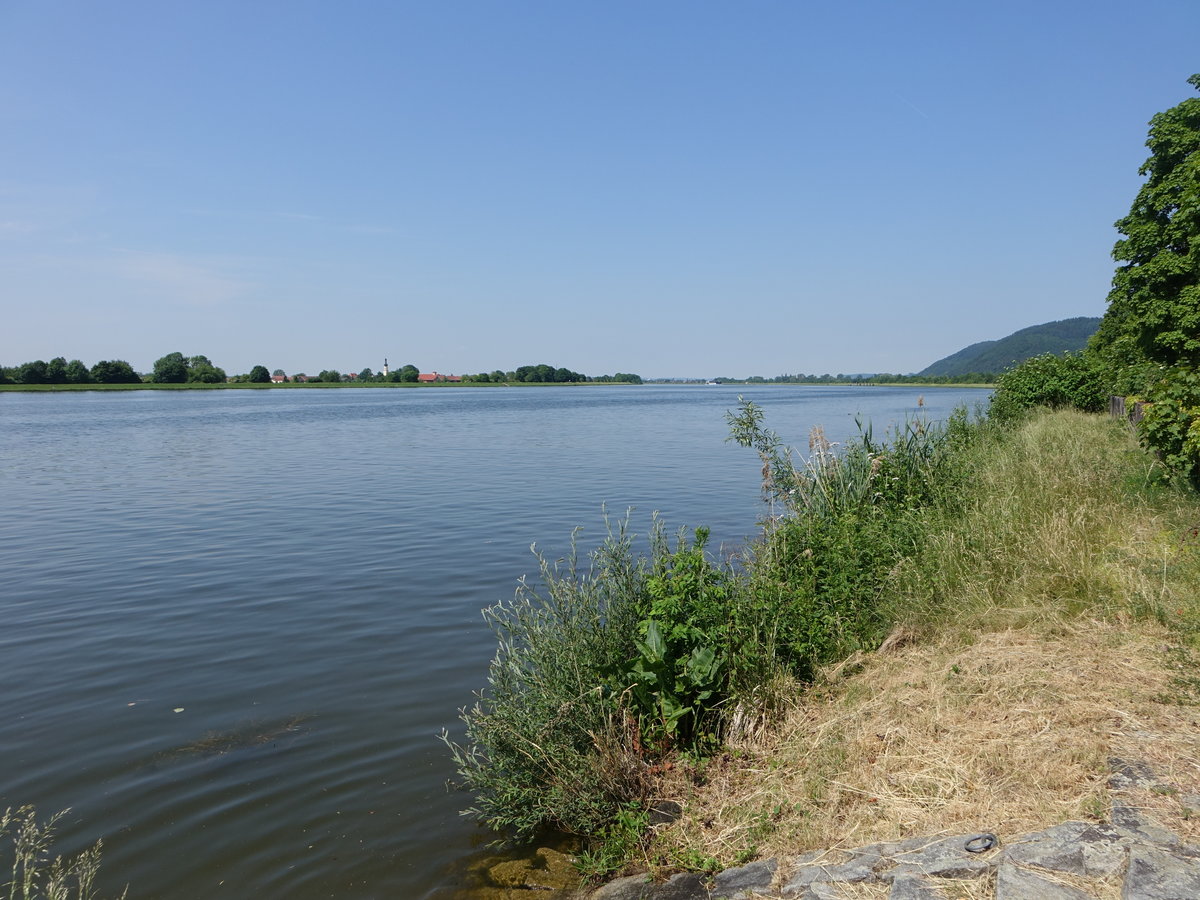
[2, 1, 1198, 378]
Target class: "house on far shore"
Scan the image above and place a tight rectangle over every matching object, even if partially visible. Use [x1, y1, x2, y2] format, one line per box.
[417, 372, 462, 383]
[271, 374, 287, 383]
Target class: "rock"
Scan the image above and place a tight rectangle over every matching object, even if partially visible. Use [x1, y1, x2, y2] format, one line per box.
[654, 873, 710, 899]
[884, 834, 995, 881]
[994, 861, 1094, 900]
[649, 801, 684, 826]
[1002, 823, 1093, 877]
[1075, 824, 1138, 878]
[586, 756, 1200, 900]
[591, 873, 657, 900]
[1123, 845, 1200, 899]
[1113, 803, 1200, 855]
[887, 872, 946, 899]
[1002, 821, 1132, 879]
[781, 853, 880, 895]
[710, 858, 777, 899]
[589, 872, 710, 900]
[852, 836, 956, 859]
[486, 847, 580, 892]
[1109, 757, 1160, 791]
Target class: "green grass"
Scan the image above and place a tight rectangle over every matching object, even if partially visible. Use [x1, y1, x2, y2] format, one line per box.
[886, 408, 1200, 638]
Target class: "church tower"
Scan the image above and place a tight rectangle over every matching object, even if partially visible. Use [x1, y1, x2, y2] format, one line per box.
[382, 358, 389, 377]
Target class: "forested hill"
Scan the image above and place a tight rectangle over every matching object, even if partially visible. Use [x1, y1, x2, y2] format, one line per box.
[918, 317, 1101, 377]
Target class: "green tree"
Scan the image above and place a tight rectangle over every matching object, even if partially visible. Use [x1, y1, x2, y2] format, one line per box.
[45, 356, 68, 384]
[186, 355, 226, 383]
[1090, 75, 1200, 486]
[65, 359, 91, 383]
[152, 352, 188, 383]
[15, 360, 48, 384]
[399, 364, 419, 383]
[318, 369, 342, 383]
[247, 365, 271, 383]
[1093, 74, 1200, 379]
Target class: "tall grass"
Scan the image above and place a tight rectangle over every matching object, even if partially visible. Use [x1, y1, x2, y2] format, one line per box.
[888, 408, 1199, 634]
[728, 399, 979, 680]
[0, 807, 125, 900]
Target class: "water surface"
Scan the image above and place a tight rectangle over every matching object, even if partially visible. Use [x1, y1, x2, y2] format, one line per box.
[0, 384, 989, 898]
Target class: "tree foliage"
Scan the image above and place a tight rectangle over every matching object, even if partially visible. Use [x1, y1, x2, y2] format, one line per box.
[1093, 74, 1200, 375]
[186, 355, 226, 383]
[514, 363, 586, 383]
[90, 360, 140, 383]
[152, 352, 188, 384]
[1091, 75, 1200, 485]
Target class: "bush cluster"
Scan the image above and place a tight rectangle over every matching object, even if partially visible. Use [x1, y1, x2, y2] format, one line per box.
[987, 352, 1109, 423]
[446, 400, 977, 868]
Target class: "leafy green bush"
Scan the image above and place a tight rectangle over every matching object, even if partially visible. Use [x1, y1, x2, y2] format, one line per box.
[445, 520, 650, 840]
[726, 398, 973, 681]
[446, 519, 754, 847]
[607, 528, 734, 754]
[1139, 366, 1200, 488]
[988, 352, 1108, 422]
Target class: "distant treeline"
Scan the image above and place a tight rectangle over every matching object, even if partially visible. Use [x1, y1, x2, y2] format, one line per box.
[460, 365, 642, 384]
[1, 355, 643, 386]
[0, 357, 141, 384]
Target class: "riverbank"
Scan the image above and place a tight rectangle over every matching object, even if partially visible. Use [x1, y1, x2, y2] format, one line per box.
[452, 407, 1200, 898]
[622, 409, 1200, 893]
[0, 380, 993, 392]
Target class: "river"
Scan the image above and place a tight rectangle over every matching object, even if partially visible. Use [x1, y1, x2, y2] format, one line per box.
[0, 384, 989, 898]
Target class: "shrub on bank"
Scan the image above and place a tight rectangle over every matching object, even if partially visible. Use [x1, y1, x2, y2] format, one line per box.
[1139, 366, 1200, 489]
[987, 352, 1108, 422]
[448, 400, 983, 869]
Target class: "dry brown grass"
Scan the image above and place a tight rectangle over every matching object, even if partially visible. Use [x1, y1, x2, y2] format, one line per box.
[649, 619, 1200, 870]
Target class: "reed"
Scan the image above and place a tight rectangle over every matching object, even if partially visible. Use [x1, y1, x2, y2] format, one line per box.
[1, 806, 126, 900]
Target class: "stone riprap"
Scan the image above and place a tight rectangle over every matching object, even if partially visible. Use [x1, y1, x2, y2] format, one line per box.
[587, 758, 1200, 900]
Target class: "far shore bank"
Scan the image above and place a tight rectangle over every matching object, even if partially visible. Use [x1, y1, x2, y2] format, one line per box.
[0, 380, 994, 393]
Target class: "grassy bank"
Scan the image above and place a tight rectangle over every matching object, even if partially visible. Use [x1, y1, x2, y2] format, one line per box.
[449, 406, 1200, 886]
